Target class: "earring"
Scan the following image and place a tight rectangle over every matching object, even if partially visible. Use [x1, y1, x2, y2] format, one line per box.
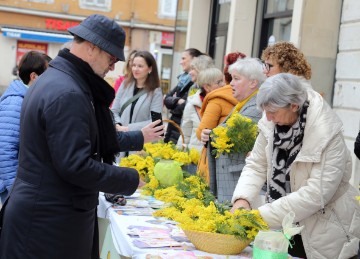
[148, 71, 151, 74]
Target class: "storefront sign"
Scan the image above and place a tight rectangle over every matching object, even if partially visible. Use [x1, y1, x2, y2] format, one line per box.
[16, 40, 48, 65]
[45, 18, 79, 31]
[2, 27, 73, 43]
[161, 32, 174, 46]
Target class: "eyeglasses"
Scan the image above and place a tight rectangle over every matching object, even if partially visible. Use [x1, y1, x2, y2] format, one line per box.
[109, 55, 119, 66]
[262, 62, 274, 71]
[93, 44, 119, 65]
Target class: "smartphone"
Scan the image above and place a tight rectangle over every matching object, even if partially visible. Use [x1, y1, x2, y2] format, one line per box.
[150, 111, 164, 136]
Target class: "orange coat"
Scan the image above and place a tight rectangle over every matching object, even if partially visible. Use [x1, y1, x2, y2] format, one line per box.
[196, 85, 238, 184]
[195, 85, 238, 140]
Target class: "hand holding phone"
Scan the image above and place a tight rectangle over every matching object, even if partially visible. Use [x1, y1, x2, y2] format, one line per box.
[151, 111, 163, 127]
[150, 111, 164, 136]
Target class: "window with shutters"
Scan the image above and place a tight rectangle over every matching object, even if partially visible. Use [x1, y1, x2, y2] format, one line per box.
[158, 0, 177, 19]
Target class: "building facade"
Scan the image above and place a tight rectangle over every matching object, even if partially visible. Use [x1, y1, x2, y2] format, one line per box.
[0, 0, 177, 93]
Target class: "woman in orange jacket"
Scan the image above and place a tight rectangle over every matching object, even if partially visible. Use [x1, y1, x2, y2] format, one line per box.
[195, 67, 238, 183]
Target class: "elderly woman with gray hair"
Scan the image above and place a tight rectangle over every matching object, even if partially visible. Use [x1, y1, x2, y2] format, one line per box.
[202, 58, 266, 202]
[231, 73, 360, 258]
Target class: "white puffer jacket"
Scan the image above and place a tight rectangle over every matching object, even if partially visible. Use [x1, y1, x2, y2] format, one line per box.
[177, 90, 203, 152]
[232, 89, 360, 259]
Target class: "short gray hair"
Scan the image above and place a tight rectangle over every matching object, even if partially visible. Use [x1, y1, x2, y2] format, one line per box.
[257, 73, 309, 112]
[228, 58, 266, 87]
[197, 67, 223, 87]
[190, 55, 215, 72]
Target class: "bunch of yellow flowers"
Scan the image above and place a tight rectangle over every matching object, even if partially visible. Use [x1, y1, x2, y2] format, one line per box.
[120, 141, 200, 195]
[153, 175, 268, 241]
[211, 113, 258, 158]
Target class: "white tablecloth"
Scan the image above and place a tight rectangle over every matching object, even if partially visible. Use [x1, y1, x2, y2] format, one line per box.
[97, 193, 253, 259]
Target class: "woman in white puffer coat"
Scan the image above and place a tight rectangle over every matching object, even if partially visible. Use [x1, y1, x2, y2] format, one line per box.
[177, 89, 203, 152]
[231, 73, 360, 259]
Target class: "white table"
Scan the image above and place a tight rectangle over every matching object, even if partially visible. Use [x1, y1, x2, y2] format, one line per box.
[97, 193, 253, 259]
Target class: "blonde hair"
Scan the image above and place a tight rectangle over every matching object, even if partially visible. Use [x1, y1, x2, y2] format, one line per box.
[197, 67, 223, 87]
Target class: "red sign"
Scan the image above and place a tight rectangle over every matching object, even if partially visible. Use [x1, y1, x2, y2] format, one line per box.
[45, 18, 79, 31]
[16, 40, 48, 65]
[161, 32, 174, 46]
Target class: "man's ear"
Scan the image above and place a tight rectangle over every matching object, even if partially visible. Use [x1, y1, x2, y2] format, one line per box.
[87, 42, 97, 56]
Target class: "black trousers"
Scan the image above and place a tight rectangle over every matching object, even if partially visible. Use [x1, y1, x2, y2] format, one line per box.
[288, 234, 307, 258]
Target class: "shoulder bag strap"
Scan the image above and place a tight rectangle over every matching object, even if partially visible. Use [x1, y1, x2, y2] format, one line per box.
[118, 90, 146, 118]
[194, 105, 202, 119]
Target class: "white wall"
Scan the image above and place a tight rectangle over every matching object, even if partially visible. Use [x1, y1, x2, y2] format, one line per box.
[334, 0, 360, 186]
[0, 35, 18, 93]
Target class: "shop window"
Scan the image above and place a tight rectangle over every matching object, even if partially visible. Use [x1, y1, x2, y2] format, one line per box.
[158, 0, 177, 19]
[208, 0, 230, 70]
[256, 0, 294, 57]
[79, 0, 111, 12]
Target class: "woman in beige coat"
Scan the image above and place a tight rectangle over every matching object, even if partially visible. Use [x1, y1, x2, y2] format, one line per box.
[231, 73, 360, 259]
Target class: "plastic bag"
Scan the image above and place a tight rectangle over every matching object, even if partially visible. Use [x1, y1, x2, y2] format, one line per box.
[154, 160, 183, 187]
[253, 211, 304, 259]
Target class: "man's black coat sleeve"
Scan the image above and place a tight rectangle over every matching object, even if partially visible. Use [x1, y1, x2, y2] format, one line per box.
[117, 131, 144, 152]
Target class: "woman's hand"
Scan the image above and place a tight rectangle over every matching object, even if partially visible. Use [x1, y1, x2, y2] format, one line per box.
[138, 179, 146, 188]
[116, 124, 129, 132]
[177, 98, 185, 105]
[230, 199, 251, 213]
[201, 128, 211, 144]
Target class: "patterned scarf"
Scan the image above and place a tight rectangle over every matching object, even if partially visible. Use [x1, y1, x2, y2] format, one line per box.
[268, 101, 309, 202]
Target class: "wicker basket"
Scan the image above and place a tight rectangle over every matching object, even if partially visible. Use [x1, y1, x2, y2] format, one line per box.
[183, 229, 251, 255]
[163, 119, 185, 147]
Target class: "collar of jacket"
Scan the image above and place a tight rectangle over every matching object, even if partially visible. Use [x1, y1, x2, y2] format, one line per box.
[258, 89, 343, 163]
[49, 55, 92, 98]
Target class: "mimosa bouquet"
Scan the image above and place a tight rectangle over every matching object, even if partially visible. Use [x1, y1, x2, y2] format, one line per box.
[211, 113, 258, 158]
[153, 175, 268, 241]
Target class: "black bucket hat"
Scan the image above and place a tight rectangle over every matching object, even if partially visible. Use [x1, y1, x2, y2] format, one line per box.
[68, 14, 126, 61]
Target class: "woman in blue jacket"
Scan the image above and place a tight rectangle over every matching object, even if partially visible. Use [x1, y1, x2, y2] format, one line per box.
[0, 51, 50, 203]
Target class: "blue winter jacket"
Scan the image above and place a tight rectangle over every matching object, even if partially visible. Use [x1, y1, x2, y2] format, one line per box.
[0, 80, 28, 194]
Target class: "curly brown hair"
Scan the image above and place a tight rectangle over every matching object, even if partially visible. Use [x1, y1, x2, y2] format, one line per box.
[261, 42, 312, 80]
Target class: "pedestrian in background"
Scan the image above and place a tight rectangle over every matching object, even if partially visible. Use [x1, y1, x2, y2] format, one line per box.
[112, 49, 137, 98]
[0, 14, 150, 259]
[164, 48, 202, 144]
[177, 54, 214, 152]
[111, 50, 163, 159]
[0, 50, 51, 204]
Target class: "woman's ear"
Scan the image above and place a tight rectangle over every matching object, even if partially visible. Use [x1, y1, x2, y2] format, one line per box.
[290, 103, 300, 112]
[249, 80, 258, 89]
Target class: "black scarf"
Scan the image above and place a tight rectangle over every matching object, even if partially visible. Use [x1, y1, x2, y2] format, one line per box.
[268, 101, 309, 202]
[58, 49, 120, 164]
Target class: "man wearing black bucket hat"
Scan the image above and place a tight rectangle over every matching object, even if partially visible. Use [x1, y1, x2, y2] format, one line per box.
[0, 14, 163, 259]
